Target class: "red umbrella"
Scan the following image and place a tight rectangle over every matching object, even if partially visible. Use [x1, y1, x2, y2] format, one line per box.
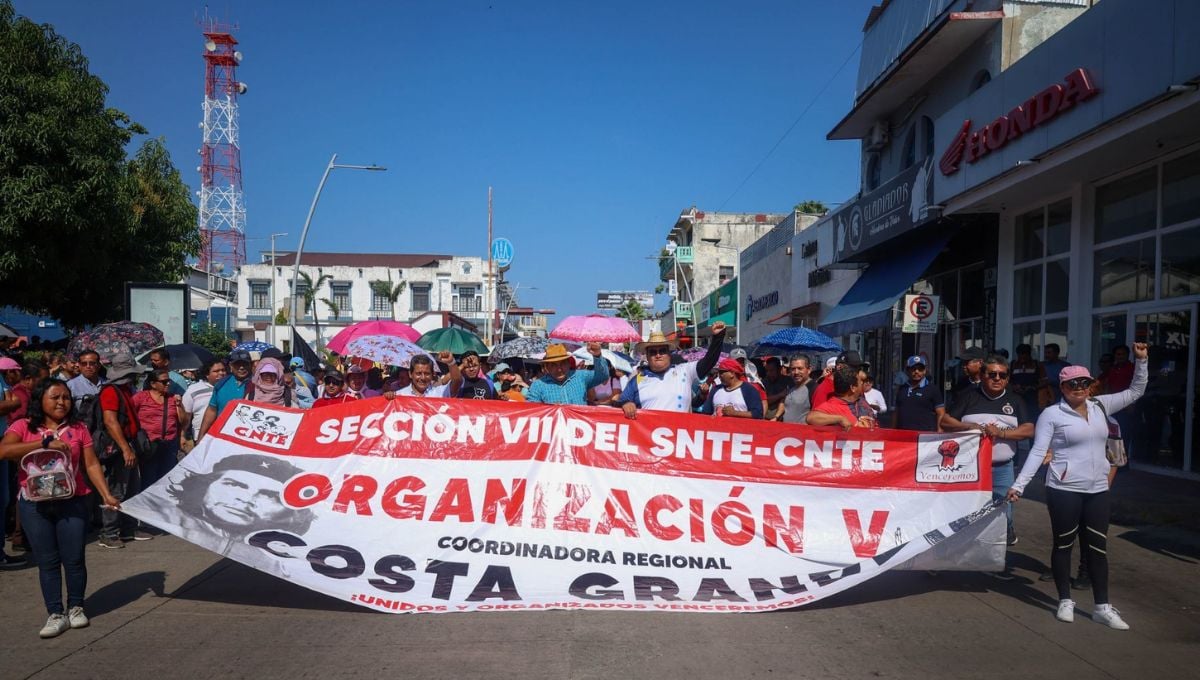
[327, 320, 420, 353]
[549, 314, 641, 343]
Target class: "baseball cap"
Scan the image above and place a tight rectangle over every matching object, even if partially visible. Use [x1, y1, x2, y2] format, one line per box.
[959, 347, 986, 362]
[906, 355, 926, 368]
[261, 347, 284, 360]
[228, 349, 252, 364]
[323, 370, 344, 383]
[824, 357, 837, 369]
[730, 348, 748, 360]
[0, 357, 20, 370]
[347, 365, 366, 375]
[836, 350, 864, 368]
[493, 362, 512, 374]
[289, 357, 305, 368]
[257, 362, 279, 375]
[1059, 365, 1094, 383]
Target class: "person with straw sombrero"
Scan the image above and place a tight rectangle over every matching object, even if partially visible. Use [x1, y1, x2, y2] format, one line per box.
[525, 342, 608, 405]
[618, 320, 728, 418]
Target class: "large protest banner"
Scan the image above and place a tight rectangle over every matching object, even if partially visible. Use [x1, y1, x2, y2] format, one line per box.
[122, 397, 1002, 614]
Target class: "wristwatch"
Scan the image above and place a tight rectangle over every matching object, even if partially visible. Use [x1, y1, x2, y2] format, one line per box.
[42, 434, 54, 449]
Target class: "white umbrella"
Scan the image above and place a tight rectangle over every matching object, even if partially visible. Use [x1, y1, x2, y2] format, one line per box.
[572, 347, 634, 374]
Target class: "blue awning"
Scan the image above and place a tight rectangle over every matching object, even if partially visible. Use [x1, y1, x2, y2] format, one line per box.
[818, 232, 952, 337]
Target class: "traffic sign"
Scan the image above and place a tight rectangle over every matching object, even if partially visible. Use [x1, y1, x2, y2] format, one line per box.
[902, 294, 939, 333]
[491, 238, 514, 270]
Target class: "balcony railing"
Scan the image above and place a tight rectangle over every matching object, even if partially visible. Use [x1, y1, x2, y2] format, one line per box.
[659, 246, 694, 280]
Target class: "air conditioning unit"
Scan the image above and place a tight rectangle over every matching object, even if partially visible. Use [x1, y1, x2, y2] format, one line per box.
[865, 121, 890, 151]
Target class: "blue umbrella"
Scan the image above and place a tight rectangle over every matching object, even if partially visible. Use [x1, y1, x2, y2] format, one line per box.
[753, 327, 841, 353]
[233, 340, 274, 353]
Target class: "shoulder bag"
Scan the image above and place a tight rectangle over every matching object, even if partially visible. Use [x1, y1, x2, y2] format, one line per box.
[1089, 398, 1127, 467]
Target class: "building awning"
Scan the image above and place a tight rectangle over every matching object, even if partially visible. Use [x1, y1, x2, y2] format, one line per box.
[819, 232, 952, 337]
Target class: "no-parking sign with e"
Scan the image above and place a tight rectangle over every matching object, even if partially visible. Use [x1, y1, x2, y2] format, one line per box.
[902, 294, 939, 333]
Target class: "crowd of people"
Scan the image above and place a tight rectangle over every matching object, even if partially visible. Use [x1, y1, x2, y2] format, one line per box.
[0, 322, 1151, 635]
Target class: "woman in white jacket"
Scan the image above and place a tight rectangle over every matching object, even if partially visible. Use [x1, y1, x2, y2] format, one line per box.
[1007, 342, 1148, 630]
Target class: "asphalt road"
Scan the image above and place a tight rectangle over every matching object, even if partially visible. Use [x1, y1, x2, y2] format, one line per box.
[2, 500, 1197, 680]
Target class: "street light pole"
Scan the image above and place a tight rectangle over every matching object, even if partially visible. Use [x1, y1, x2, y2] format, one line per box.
[268, 232, 288, 348]
[288, 153, 387, 337]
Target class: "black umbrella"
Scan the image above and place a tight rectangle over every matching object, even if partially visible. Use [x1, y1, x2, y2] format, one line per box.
[138, 343, 215, 371]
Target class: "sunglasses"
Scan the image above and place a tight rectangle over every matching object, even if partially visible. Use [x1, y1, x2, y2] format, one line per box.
[79, 361, 100, 366]
[985, 371, 1009, 379]
[151, 378, 170, 385]
[1063, 378, 1094, 390]
[324, 378, 344, 386]
[646, 347, 671, 356]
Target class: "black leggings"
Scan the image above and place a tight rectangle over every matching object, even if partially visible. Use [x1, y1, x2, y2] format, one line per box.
[1045, 487, 1110, 603]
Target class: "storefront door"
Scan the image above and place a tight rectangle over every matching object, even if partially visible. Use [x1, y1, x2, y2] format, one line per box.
[1129, 307, 1197, 473]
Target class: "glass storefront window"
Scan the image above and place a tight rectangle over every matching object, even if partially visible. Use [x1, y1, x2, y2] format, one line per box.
[1092, 312, 1127, 367]
[1013, 266, 1041, 317]
[1162, 226, 1200, 299]
[1013, 320, 1040, 354]
[1095, 167, 1157, 244]
[1045, 259, 1070, 313]
[1163, 149, 1200, 228]
[1044, 318, 1068, 360]
[1046, 200, 1071, 256]
[1094, 237, 1156, 306]
[1015, 208, 1045, 264]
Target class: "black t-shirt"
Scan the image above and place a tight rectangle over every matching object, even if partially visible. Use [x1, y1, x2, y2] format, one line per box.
[947, 386, 1033, 463]
[457, 375, 496, 400]
[892, 381, 945, 431]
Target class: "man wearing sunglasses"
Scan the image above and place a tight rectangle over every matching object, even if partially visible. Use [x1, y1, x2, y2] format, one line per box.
[941, 354, 1034, 558]
[618, 321, 727, 418]
[67, 350, 106, 412]
[312, 370, 356, 409]
[890, 355, 945, 432]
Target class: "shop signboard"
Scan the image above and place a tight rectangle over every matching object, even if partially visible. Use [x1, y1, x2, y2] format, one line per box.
[902, 294, 939, 334]
[832, 159, 934, 263]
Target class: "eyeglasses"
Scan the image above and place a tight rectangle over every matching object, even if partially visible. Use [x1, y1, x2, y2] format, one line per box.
[646, 348, 671, 356]
[985, 371, 1009, 379]
[1063, 378, 1094, 390]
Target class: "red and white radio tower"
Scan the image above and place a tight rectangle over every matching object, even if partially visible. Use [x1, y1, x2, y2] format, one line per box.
[198, 12, 247, 275]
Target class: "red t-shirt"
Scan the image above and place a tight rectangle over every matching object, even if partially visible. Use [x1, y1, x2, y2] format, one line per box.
[10, 383, 31, 420]
[1106, 362, 1134, 392]
[7, 419, 93, 497]
[811, 376, 834, 406]
[812, 396, 855, 424]
[98, 385, 140, 439]
[312, 393, 360, 409]
[131, 391, 179, 441]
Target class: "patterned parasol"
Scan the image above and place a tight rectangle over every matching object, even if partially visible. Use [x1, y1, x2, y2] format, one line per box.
[345, 335, 438, 369]
[549, 314, 641, 343]
[233, 340, 275, 353]
[752, 327, 842, 354]
[490, 337, 580, 361]
[328, 320, 421, 354]
[68, 322, 165, 361]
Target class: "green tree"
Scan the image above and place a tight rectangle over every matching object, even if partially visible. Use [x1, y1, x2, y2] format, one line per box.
[615, 299, 646, 323]
[794, 200, 828, 215]
[0, 2, 200, 325]
[369, 278, 407, 320]
[320, 297, 340, 321]
[191, 321, 234, 357]
[298, 271, 332, 348]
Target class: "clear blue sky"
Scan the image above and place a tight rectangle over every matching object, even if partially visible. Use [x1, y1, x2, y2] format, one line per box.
[19, 0, 873, 321]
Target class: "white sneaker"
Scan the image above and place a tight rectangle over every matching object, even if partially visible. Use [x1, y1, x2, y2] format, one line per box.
[39, 614, 70, 639]
[1056, 599, 1075, 623]
[67, 606, 89, 629]
[1094, 604, 1130, 630]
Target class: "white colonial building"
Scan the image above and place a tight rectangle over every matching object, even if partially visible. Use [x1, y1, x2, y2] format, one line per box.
[235, 251, 491, 349]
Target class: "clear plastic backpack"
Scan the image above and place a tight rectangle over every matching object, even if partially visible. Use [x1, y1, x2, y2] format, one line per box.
[20, 448, 76, 502]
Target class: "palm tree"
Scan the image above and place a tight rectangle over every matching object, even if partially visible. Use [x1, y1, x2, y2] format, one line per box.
[369, 278, 407, 321]
[320, 297, 340, 322]
[298, 270, 332, 348]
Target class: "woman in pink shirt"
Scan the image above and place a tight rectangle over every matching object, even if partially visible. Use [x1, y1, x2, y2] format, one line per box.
[0, 379, 120, 638]
[131, 369, 188, 489]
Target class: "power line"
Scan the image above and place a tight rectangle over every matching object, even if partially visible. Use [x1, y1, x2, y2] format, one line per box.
[716, 40, 863, 212]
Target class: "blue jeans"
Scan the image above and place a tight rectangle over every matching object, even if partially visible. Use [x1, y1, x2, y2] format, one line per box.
[992, 459, 1015, 535]
[19, 496, 89, 615]
[140, 439, 179, 490]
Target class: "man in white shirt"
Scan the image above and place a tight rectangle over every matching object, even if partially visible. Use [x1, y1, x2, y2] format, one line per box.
[66, 350, 106, 410]
[619, 321, 727, 417]
[862, 374, 888, 416]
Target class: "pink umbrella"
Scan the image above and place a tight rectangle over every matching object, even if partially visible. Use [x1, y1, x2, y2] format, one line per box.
[549, 314, 641, 343]
[328, 320, 421, 353]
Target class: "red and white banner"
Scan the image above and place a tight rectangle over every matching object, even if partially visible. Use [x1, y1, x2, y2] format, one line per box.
[122, 397, 1003, 614]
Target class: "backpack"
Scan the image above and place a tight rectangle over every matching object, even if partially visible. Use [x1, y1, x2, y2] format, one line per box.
[20, 446, 76, 502]
[92, 385, 140, 461]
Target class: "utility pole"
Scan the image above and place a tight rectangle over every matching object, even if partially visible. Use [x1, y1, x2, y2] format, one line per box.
[268, 232, 287, 348]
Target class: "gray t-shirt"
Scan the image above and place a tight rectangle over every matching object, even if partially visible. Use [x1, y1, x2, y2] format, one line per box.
[782, 383, 812, 424]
